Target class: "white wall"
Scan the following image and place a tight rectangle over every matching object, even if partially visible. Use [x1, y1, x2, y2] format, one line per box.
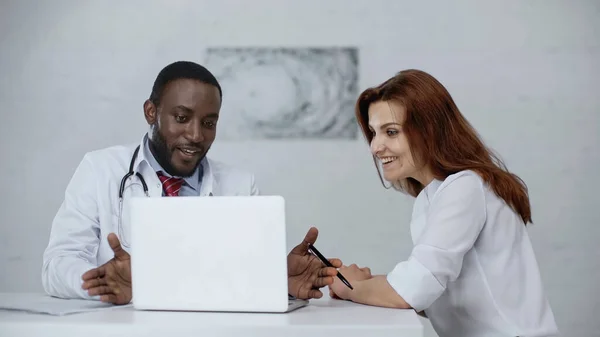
[1, 0, 598, 336]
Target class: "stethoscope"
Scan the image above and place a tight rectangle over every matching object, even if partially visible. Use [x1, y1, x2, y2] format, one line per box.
[117, 145, 148, 248]
[116, 144, 213, 247]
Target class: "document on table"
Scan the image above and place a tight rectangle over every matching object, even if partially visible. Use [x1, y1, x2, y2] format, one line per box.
[0, 293, 132, 316]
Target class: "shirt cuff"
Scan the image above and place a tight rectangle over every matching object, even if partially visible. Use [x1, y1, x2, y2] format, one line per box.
[386, 256, 445, 312]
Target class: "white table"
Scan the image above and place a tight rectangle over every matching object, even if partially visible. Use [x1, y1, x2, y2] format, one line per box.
[0, 293, 423, 337]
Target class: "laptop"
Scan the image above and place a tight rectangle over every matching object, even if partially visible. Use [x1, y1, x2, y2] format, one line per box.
[128, 195, 308, 313]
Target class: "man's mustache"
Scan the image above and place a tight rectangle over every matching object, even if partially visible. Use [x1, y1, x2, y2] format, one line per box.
[173, 144, 204, 153]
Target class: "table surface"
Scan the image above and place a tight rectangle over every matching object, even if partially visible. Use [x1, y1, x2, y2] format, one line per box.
[0, 293, 423, 337]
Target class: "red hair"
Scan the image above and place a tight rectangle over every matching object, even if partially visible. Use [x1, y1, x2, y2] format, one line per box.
[356, 69, 532, 224]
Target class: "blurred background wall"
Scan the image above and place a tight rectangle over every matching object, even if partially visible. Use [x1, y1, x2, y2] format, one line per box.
[1, 1, 598, 336]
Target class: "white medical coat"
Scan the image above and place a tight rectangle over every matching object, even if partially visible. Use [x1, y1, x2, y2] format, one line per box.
[42, 136, 259, 299]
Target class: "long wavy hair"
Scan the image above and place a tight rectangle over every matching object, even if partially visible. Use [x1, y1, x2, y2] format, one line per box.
[355, 69, 532, 224]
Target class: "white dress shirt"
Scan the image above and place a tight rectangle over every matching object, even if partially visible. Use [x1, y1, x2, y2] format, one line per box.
[42, 134, 259, 300]
[386, 170, 559, 337]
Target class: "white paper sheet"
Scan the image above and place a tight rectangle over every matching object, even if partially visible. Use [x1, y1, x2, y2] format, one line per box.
[0, 293, 132, 316]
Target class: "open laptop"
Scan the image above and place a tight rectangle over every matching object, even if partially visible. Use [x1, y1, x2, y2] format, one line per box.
[128, 195, 308, 313]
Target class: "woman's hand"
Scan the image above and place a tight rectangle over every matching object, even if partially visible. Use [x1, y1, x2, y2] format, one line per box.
[328, 264, 372, 300]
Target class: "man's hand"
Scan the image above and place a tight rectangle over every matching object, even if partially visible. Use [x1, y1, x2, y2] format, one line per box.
[287, 227, 342, 300]
[81, 233, 132, 305]
[328, 264, 372, 300]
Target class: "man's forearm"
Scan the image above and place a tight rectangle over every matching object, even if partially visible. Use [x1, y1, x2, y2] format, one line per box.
[42, 257, 97, 299]
[348, 275, 411, 309]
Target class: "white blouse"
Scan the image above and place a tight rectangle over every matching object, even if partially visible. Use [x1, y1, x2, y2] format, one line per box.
[386, 170, 559, 337]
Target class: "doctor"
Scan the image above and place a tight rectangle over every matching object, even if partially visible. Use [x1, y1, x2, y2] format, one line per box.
[42, 60, 342, 305]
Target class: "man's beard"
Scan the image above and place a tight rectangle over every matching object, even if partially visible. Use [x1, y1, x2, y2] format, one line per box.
[149, 125, 203, 178]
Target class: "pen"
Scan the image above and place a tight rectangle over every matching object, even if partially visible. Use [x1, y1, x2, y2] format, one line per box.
[308, 243, 353, 290]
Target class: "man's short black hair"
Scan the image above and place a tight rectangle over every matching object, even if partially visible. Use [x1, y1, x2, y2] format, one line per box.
[149, 60, 222, 106]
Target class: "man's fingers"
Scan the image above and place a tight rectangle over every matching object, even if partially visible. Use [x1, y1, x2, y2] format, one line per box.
[314, 276, 334, 288]
[291, 227, 319, 254]
[318, 266, 338, 277]
[306, 289, 323, 299]
[107, 233, 128, 260]
[87, 285, 113, 296]
[82, 277, 107, 290]
[100, 294, 118, 304]
[302, 227, 318, 246]
[328, 258, 342, 268]
[82, 267, 105, 281]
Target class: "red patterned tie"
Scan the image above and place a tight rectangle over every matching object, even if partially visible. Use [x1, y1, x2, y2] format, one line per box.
[157, 172, 184, 197]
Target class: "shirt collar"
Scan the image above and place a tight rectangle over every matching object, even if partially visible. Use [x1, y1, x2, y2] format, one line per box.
[141, 133, 203, 192]
[420, 178, 443, 203]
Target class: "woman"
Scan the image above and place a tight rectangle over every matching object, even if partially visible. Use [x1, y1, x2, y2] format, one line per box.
[329, 69, 559, 337]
